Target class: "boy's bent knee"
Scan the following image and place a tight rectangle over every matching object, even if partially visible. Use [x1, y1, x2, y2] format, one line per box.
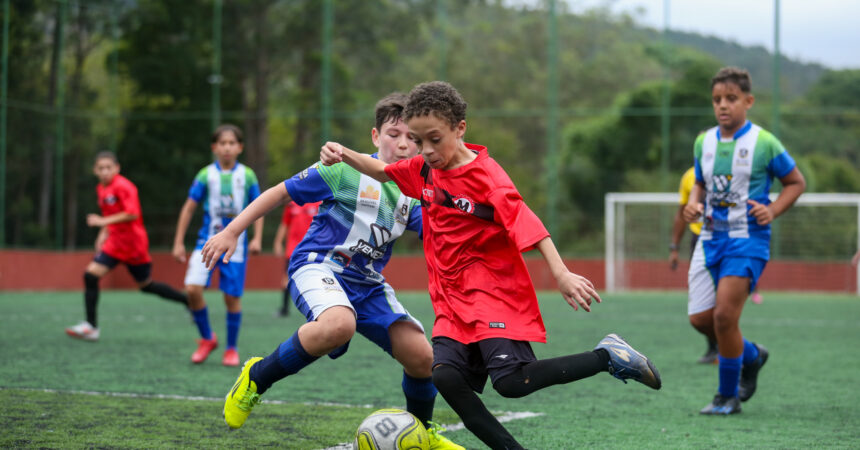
[493, 372, 530, 399]
[432, 364, 468, 395]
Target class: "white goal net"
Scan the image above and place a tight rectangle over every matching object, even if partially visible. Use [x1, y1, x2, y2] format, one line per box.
[604, 192, 860, 294]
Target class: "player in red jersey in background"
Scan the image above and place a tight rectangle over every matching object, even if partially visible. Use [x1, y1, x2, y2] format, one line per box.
[272, 201, 320, 317]
[65, 151, 188, 342]
[321, 81, 662, 450]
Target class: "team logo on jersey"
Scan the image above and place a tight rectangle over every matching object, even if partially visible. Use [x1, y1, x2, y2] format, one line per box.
[216, 195, 239, 217]
[453, 196, 475, 214]
[349, 223, 391, 260]
[736, 147, 750, 166]
[330, 251, 351, 267]
[359, 185, 380, 208]
[710, 174, 738, 207]
[104, 195, 117, 205]
[360, 185, 380, 200]
[713, 174, 731, 192]
[422, 187, 434, 202]
[395, 203, 410, 225]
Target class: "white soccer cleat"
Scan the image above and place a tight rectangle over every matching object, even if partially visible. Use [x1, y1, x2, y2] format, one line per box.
[65, 321, 100, 341]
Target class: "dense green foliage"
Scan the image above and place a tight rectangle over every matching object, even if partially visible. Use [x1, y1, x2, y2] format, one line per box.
[3, 0, 858, 252]
[2, 290, 859, 448]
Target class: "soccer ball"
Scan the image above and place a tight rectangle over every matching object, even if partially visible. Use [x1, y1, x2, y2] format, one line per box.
[353, 408, 430, 450]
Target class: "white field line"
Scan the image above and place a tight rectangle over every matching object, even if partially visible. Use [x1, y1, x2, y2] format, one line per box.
[323, 410, 545, 450]
[3, 387, 373, 408]
[5, 387, 544, 449]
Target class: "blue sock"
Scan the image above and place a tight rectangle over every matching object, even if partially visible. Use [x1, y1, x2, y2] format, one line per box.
[192, 307, 212, 340]
[742, 339, 759, 365]
[226, 311, 242, 350]
[718, 355, 742, 398]
[402, 372, 437, 428]
[250, 331, 319, 395]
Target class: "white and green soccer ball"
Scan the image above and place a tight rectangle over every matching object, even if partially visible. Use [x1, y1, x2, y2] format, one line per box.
[353, 408, 430, 450]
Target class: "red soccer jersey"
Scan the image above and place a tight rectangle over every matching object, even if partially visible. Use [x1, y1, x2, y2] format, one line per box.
[384, 143, 550, 344]
[97, 174, 151, 265]
[281, 201, 320, 257]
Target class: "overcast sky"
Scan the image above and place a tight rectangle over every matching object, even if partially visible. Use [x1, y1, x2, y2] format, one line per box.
[567, 0, 860, 69]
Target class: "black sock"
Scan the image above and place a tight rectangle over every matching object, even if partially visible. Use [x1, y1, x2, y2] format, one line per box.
[140, 281, 188, 305]
[494, 350, 609, 399]
[432, 365, 523, 450]
[402, 372, 436, 428]
[84, 273, 100, 327]
[708, 338, 718, 351]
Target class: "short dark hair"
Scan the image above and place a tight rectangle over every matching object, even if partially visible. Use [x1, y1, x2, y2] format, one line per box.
[212, 124, 243, 143]
[711, 67, 752, 93]
[94, 151, 118, 165]
[374, 92, 408, 131]
[404, 81, 467, 129]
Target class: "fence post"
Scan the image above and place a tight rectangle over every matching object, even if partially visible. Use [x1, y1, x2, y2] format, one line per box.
[545, 0, 559, 236]
[54, 0, 67, 249]
[210, 0, 223, 130]
[772, 0, 781, 137]
[0, 0, 9, 248]
[321, 0, 333, 142]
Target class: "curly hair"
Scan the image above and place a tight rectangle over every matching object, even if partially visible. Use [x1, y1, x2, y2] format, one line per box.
[374, 92, 408, 131]
[404, 81, 467, 129]
[711, 67, 752, 93]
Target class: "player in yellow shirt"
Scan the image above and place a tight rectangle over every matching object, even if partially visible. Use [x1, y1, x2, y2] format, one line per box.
[671, 167, 718, 364]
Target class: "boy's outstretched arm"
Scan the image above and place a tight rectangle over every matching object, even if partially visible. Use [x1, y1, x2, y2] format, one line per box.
[535, 237, 602, 312]
[320, 141, 391, 183]
[201, 183, 291, 269]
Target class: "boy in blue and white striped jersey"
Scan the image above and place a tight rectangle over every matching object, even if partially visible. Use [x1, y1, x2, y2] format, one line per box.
[684, 67, 805, 415]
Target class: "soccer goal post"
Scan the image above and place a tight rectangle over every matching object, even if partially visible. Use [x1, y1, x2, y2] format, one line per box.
[604, 192, 860, 294]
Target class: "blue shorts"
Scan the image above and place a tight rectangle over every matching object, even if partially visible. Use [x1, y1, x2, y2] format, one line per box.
[184, 249, 247, 297]
[289, 263, 424, 359]
[688, 239, 767, 315]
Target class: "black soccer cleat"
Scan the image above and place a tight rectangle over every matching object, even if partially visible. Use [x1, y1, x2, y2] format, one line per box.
[700, 394, 742, 415]
[738, 343, 768, 402]
[697, 344, 718, 365]
[595, 333, 662, 390]
[696, 340, 719, 364]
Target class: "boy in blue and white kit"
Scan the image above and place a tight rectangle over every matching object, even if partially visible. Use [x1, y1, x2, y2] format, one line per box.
[685, 67, 805, 414]
[172, 124, 264, 367]
[204, 94, 461, 449]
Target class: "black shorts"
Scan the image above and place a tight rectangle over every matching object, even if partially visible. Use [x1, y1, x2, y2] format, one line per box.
[432, 336, 536, 393]
[93, 252, 152, 283]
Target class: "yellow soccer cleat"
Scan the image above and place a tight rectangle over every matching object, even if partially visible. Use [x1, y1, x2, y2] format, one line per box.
[224, 357, 264, 429]
[427, 422, 465, 450]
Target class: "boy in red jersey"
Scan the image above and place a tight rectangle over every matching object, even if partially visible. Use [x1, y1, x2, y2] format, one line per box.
[321, 81, 662, 450]
[65, 151, 188, 341]
[272, 201, 320, 317]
